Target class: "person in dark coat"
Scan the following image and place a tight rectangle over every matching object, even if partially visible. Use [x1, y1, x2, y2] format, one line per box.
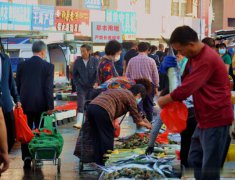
[73, 44, 98, 129]
[0, 90, 10, 174]
[123, 42, 138, 74]
[0, 53, 21, 153]
[16, 40, 54, 169]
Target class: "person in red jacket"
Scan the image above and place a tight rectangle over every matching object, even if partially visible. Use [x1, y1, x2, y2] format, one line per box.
[158, 26, 233, 180]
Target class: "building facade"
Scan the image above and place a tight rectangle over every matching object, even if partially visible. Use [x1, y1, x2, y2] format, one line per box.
[1, 0, 206, 39]
[212, 0, 235, 33]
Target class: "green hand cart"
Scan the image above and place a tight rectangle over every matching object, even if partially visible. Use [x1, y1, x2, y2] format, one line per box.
[29, 113, 64, 173]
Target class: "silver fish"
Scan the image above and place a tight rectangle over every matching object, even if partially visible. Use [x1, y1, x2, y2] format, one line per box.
[159, 164, 173, 171]
[162, 36, 181, 93]
[167, 47, 181, 93]
[153, 162, 166, 178]
[168, 66, 181, 93]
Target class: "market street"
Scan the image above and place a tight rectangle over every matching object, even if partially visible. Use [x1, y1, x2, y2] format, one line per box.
[1, 119, 235, 180]
[0, 121, 99, 180]
[0, 1, 235, 179]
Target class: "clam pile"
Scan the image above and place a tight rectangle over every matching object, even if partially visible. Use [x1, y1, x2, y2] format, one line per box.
[103, 168, 162, 180]
[115, 134, 156, 149]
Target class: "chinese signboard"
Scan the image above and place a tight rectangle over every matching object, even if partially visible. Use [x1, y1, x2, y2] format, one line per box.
[32, 5, 54, 31]
[105, 10, 136, 35]
[85, 0, 102, 10]
[92, 22, 122, 43]
[0, 2, 32, 30]
[55, 7, 89, 34]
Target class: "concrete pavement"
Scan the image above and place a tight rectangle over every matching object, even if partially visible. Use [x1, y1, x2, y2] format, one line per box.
[0, 122, 99, 180]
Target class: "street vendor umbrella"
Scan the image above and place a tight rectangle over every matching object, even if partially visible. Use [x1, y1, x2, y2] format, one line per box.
[160, 102, 188, 133]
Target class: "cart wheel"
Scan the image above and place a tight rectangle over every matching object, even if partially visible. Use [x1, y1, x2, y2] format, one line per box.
[32, 159, 36, 171]
[79, 162, 84, 173]
[57, 158, 61, 173]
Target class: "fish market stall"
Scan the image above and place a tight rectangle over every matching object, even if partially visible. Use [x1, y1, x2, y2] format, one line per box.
[53, 100, 77, 124]
[96, 131, 182, 179]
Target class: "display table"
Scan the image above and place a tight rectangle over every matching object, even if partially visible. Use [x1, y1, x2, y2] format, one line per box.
[54, 100, 77, 123]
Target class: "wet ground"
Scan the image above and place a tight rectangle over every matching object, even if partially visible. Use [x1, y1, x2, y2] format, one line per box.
[1, 118, 235, 180]
[1, 122, 99, 180]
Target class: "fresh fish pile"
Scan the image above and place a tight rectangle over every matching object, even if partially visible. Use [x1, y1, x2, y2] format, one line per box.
[98, 154, 181, 179]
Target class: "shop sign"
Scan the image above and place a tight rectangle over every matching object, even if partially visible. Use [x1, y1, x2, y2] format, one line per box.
[0, 2, 32, 30]
[105, 10, 136, 35]
[92, 22, 122, 43]
[32, 5, 54, 30]
[55, 7, 89, 34]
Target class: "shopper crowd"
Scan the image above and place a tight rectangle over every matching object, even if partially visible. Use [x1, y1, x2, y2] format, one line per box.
[1, 26, 235, 180]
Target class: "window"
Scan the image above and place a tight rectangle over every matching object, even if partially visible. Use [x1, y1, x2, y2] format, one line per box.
[56, 0, 72, 6]
[171, 0, 192, 17]
[171, 0, 180, 16]
[145, 0, 150, 14]
[102, 0, 110, 6]
[228, 18, 235, 27]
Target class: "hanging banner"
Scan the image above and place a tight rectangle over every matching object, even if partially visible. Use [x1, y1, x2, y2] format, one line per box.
[32, 5, 55, 31]
[84, 0, 102, 10]
[55, 7, 89, 34]
[0, 2, 32, 30]
[92, 22, 122, 43]
[105, 10, 137, 35]
[0, 2, 8, 24]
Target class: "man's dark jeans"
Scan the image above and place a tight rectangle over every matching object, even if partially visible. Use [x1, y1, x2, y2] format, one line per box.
[4, 110, 16, 152]
[188, 125, 231, 180]
[139, 84, 155, 122]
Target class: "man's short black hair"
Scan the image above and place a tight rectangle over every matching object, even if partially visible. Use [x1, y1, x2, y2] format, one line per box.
[138, 42, 150, 52]
[149, 45, 157, 54]
[93, 51, 100, 56]
[217, 43, 227, 49]
[129, 84, 146, 99]
[32, 41, 46, 53]
[105, 40, 122, 56]
[215, 44, 220, 49]
[81, 44, 92, 51]
[202, 37, 215, 48]
[169, 26, 199, 45]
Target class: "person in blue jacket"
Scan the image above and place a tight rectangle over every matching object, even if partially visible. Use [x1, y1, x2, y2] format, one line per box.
[0, 52, 21, 153]
[0, 86, 10, 175]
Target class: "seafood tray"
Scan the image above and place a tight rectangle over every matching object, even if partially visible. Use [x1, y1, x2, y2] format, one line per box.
[102, 167, 162, 180]
[98, 155, 181, 180]
[115, 134, 157, 149]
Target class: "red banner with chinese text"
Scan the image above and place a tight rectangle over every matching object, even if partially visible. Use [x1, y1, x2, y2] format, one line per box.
[55, 7, 89, 33]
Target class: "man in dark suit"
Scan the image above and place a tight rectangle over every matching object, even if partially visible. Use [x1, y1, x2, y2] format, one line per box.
[16, 40, 54, 169]
[0, 53, 21, 152]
